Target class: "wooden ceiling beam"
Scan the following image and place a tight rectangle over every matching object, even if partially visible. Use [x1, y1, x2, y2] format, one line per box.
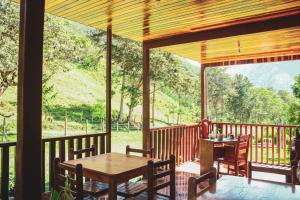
[144, 12, 300, 49]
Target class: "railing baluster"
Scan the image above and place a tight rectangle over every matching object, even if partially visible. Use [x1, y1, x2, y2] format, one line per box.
[278, 126, 281, 165]
[173, 128, 176, 160]
[266, 126, 269, 164]
[272, 126, 275, 165]
[255, 126, 258, 162]
[93, 136, 98, 154]
[154, 130, 157, 158]
[77, 138, 82, 158]
[261, 126, 263, 163]
[284, 127, 287, 166]
[59, 139, 65, 162]
[166, 128, 170, 160]
[68, 139, 74, 160]
[162, 129, 165, 160]
[175, 127, 179, 163]
[158, 130, 162, 159]
[85, 137, 90, 157]
[240, 124, 242, 135]
[49, 141, 56, 189]
[1, 146, 9, 200]
[185, 127, 188, 162]
[100, 135, 105, 154]
[250, 125, 253, 162]
[289, 127, 292, 156]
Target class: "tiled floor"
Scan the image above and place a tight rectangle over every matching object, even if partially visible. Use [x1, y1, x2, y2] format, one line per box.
[98, 161, 288, 200]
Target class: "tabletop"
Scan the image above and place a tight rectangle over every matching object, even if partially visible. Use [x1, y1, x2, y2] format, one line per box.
[63, 152, 157, 177]
[197, 176, 300, 200]
[202, 138, 238, 144]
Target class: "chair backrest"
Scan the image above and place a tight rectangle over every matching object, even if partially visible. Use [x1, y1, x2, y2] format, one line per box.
[235, 135, 250, 162]
[126, 145, 153, 158]
[70, 144, 97, 159]
[188, 167, 216, 200]
[147, 154, 176, 200]
[53, 157, 84, 200]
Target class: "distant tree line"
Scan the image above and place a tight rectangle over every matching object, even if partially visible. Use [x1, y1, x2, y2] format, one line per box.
[207, 68, 300, 125]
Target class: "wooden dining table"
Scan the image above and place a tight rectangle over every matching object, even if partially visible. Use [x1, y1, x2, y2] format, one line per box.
[62, 152, 157, 200]
[197, 175, 300, 200]
[200, 138, 238, 174]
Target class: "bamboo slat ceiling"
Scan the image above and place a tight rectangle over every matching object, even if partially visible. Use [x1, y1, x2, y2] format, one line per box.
[161, 26, 300, 63]
[16, 0, 300, 62]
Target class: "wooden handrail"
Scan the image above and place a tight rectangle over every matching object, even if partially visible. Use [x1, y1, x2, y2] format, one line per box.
[212, 122, 300, 128]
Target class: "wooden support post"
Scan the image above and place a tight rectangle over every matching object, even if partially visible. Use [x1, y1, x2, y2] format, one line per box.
[16, 0, 45, 199]
[143, 45, 150, 150]
[201, 66, 207, 120]
[106, 26, 112, 153]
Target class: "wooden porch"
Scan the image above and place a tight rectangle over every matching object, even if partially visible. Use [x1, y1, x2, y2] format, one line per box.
[93, 161, 298, 200]
[2, 0, 300, 199]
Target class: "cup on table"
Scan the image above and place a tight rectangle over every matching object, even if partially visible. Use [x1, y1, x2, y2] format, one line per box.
[217, 133, 223, 141]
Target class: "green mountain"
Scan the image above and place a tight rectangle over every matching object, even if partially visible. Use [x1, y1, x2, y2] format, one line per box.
[226, 60, 300, 92]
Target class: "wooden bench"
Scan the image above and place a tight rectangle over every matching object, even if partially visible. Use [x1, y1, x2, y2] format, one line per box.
[248, 162, 297, 185]
[249, 129, 300, 185]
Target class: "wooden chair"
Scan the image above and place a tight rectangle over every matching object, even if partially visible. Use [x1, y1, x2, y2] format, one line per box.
[188, 167, 217, 200]
[69, 145, 109, 197]
[248, 161, 298, 185]
[127, 154, 176, 200]
[117, 145, 154, 198]
[126, 145, 154, 158]
[217, 135, 250, 178]
[53, 157, 85, 200]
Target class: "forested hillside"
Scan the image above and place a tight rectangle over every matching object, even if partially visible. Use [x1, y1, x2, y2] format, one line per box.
[0, 0, 299, 138]
[0, 0, 201, 135]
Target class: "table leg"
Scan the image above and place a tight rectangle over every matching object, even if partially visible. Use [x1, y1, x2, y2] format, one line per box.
[109, 178, 117, 200]
[200, 140, 214, 174]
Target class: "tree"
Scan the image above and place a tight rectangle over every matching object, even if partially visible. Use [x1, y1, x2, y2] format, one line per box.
[226, 74, 254, 123]
[111, 38, 143, 122]
[250, 88, 286, 124]
[292, 75, 300, 99]
[289, 75, 300, 124]
[150, 50, 179, 126]
[0, 0, 19, 96]
[206, 68, 232, 121]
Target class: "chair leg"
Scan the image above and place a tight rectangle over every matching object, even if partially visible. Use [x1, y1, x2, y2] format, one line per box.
[235, 164, 238, 176]
[217, 161, 220, 179]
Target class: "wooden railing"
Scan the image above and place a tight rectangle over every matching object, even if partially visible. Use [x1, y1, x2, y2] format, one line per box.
[150, 124, 201, 164]
[210, 122, 300, 166]
[150, 122, 300, 167]
[0, 132, 109, 200]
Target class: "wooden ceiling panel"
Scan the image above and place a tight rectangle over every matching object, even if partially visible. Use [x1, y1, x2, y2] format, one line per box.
[161, 26, 300, 62]
[13, 0, 300, 63]
[37, 0, 300, 41]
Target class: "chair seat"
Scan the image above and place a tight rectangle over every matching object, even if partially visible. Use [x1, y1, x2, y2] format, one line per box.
[117, 181, 147, 198]
[83, 180, 109, 196]
[127, 192, 172, 200]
